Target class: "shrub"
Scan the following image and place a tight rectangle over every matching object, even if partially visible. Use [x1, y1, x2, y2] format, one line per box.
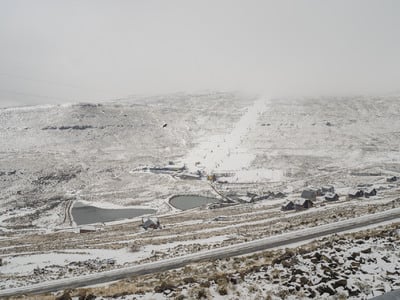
[218, 285, 228, 296]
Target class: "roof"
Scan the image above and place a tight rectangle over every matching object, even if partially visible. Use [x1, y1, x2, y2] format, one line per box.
[296, 199, 312, 205]
[142, 217, 159, 229]
[325, 192, 338, 198]
[79, 225, 96, 232]
[348, 189, 363, 195]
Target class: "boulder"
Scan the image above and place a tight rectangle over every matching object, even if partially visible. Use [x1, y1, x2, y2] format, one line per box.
[332, 279, 347, 289]
[317, 284, 335, 296]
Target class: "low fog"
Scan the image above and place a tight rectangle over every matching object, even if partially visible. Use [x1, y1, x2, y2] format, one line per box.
[1, 0, 399, 107]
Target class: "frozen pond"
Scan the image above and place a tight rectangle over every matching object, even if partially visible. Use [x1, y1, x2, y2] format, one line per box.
[72, 202, 156, 225]
[169, 195, 221, 210]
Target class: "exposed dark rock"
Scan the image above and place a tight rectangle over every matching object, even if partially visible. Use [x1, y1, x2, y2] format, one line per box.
[59, 125, 94, 130]
[281, 259, 292, 268]
[34, 170, 79, 185]
[307, 288, 316, 298]
[346, 286, 361, 297]
[199, 281, 210, 288]
[299, 276, 309, 285]
[229, 275, 241, 285]
[328, 263, 338, 269]
[154, 282, 176, 293]
[313, 252, 322, 261]
[332, 279, 347, 289]
[347, 252, 360, 260]
[320, 254, 332, 263]
[78, 294, 96, 300]
[317, 284, 335, 296]
[320, 277, 331, 284]
[361, 248, 371, 254]
[310, 257, 319, 264]
[183, 277, 195, 284]
[56, 291, 72, 300]
[292, 268, 305, 276]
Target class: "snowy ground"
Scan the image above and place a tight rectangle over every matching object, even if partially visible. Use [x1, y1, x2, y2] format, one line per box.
[29, 223, 400, 300]
[1, 92, 400, 298]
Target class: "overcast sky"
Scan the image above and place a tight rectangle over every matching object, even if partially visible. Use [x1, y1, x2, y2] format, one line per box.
[0, 0, 399, 107]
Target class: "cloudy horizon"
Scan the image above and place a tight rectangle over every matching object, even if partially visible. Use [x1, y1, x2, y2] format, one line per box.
[1, 0, 400, 107]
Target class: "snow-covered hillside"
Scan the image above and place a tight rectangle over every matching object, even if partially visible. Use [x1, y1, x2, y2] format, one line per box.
[1, 92, 400, 299]
[1, 93, 400, 229]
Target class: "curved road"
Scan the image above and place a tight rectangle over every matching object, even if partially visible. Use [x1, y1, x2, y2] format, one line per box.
[1, 207, 399, 298]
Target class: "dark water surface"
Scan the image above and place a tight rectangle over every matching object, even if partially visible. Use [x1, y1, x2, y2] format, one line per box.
[169, 195, 220, 210]
[72, 203, 156, 225]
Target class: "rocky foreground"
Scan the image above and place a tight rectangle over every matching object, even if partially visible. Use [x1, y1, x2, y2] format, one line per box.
[20, 223, 399, 300]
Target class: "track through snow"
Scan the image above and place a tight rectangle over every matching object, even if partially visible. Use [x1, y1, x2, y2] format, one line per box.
[183, 98, 268, 173]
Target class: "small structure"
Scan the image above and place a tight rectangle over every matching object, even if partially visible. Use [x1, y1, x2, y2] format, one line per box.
[251, 193, 270, 202]
[213, 216, 228, 221]
[281, 200, 295, 211]
[348, 189, 364, 199]
[271, 191, 286, 198]
[79, 225, 96, 233]
[325, 192, 339, 201]
[175, 173, 201, 180]
[364, 188, 377, 198]
[321, 185, 335, 195]
[295, 199, 314, 210]
[141, 217, 160, 230]
[207, 174, 217, 182]
[387, 176, 398, 183]
[301, 188, 319, 200]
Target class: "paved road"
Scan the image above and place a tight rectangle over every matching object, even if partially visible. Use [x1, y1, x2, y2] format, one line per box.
[1, 207, 399, 298]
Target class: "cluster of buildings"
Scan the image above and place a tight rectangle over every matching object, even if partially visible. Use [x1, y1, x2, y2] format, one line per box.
[282, 182, 380, 212]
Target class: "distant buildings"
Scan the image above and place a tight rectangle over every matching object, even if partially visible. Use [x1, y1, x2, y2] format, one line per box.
[348, 189, 364, 199]
[364, 188, 377, 198]
[141, 217, 161, 230]
[281, 199, 313, 211]
[295, 199, 314, 210]
[325, 192, 339, 201]
[301, 188, 319, 201]
[282, 201, 295, 211]
[321, 185, 335, 195]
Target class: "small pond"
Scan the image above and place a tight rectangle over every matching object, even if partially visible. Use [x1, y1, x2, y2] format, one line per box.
[169, 195, 221, 210]
[72, 202, 156, 225]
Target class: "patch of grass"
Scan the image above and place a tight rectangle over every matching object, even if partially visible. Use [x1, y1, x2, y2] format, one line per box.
[218, 285, 228, 295]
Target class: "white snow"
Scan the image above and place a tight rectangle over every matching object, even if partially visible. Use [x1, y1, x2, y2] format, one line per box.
[183, 98, 268, 173]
